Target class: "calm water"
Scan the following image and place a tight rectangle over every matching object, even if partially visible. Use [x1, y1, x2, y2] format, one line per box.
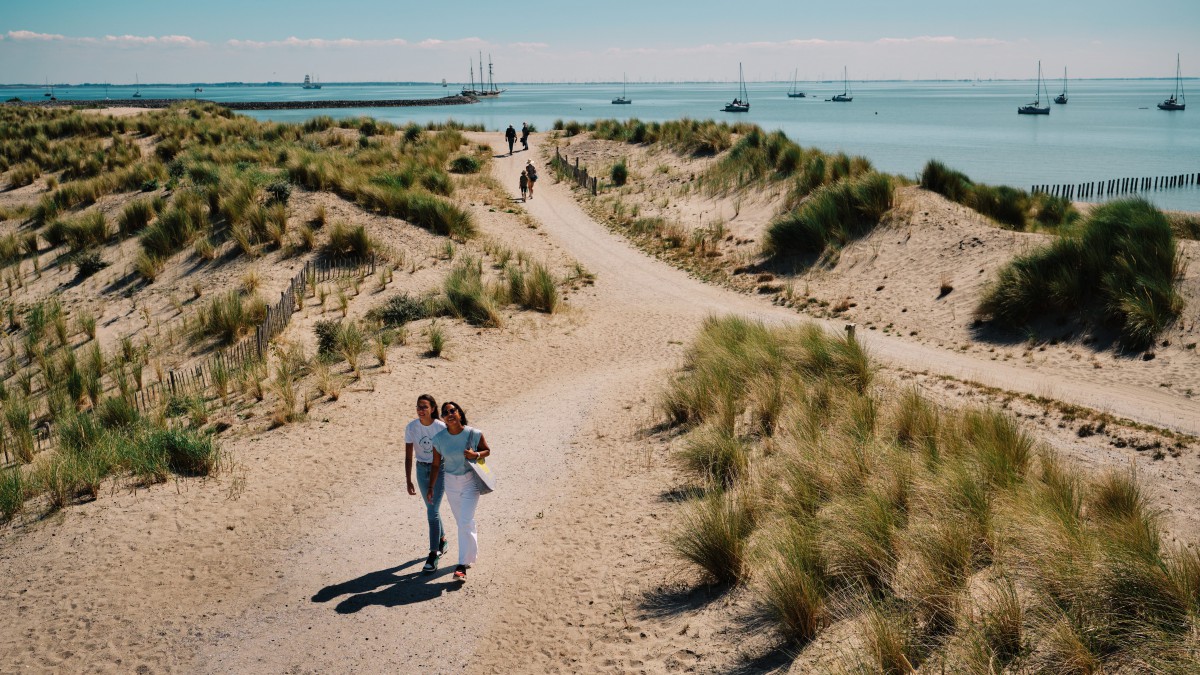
[8, 80, 1199, 211]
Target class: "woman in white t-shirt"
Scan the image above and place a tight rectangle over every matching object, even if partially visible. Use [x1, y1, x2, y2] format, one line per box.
[405, 394, 448, 573]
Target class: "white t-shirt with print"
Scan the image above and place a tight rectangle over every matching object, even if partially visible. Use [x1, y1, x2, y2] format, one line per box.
[405, 418, 447, 463]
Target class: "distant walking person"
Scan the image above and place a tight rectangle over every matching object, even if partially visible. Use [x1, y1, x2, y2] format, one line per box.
[525, 161, 538, 200]
[428, 401, 493, 581]
[405, 394, 448, 573]
[519, 171, 528, 202]
[520, 122, 530, 151]
[505, 124, 517, 155]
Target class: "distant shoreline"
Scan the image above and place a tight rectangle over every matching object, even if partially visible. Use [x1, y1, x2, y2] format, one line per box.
[4, 96, 477, 110]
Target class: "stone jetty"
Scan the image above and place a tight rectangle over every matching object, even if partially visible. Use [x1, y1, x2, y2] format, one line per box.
[9, 95, 477, 110]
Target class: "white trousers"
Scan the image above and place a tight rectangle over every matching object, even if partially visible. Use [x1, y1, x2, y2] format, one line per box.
[444, 472, 480, 566]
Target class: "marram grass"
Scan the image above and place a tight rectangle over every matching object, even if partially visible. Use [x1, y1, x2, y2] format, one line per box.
[662, 315, 1199, 667]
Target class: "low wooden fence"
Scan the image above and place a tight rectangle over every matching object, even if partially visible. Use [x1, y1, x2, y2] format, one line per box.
[1032, 171, 1199, 200]
[0, 253, 375, 464]
[552, 148, 600, 195]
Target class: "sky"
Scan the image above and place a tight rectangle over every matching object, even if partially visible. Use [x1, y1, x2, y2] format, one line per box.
[2, 0, 1196, 84]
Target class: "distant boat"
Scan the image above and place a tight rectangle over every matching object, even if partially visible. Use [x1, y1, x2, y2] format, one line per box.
[723, 63, 750, 113]
[1054, 67, 1068, 104]
[132, 73, 142, 98]
[194, 87, 204, 94]
[831, 66, 852, 102]
[787, 68, 805, 98]
[1158, 53, 1186, 111]
[302, 74, 322, 89]
[43, 77, 51, 97]
[1018, 61, 1050, 115]
[612, 73, 632, 104]
[461, 52, 504, 97]
[441, 78, 447, 88]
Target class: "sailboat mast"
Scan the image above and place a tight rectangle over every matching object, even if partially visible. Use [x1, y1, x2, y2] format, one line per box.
[488, 53, 495, 93]
[1176, 53, 1183, 99]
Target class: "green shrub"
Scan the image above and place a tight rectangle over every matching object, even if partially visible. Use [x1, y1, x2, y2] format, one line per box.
[368, 294, 428, 326]
[765, 172, 894, 256]
[978, 198, 1182, 349]
[143, 427, 218, 476]
[314, 319, 342, 356]
[265, 179, 292, 205]
[449, 155, 481, 174]
[610, 159, 628, 186]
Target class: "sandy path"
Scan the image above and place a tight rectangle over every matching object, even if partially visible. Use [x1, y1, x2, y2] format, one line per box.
[1, 132, 1197, 674]
[185, 141, 773, 673]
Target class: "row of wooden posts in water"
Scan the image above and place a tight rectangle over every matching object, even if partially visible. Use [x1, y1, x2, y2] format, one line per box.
[1032, 171, 1200, 200]
[0, 255, 376, 465]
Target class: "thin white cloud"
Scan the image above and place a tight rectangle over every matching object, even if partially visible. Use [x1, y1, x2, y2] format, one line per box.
[103, 34, 208, 47]
[417, 37, 485, 48]
[4, 30, 67, 41]
[5, 29, 206, 46]
[228, 36, 408, 49]
[509, 42, 548, 50]
[875, 35, 1007, 46]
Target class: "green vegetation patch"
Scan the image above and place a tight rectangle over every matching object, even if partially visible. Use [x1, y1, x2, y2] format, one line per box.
[977, 198, 1183, 350]
[661, 315, 1200, 669]
[921, 159, 1078, 231]
[764, 172, 894, 257]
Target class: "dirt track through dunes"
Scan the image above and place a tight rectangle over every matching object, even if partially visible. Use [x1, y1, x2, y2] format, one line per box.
[0, 129, 1197, 674]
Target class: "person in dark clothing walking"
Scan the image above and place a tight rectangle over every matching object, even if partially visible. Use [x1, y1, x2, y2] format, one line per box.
[519, 172, 528, 201]
[520, 122, 530, 151]
[505, 125, 516, 155]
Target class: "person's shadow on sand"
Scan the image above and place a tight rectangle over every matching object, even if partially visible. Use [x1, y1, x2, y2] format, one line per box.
[311, 559, 462, 613]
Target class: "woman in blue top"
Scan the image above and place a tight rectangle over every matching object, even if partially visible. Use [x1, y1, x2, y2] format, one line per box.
[427, 400, 491, 581]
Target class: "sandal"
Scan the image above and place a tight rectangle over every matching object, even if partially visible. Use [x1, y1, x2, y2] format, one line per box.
[453, 565, 467, 581]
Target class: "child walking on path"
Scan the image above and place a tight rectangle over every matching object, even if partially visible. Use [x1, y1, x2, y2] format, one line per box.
[519, 172, 528, 201]
[405, 394, 448, 572]
[428, 401, 492, 582]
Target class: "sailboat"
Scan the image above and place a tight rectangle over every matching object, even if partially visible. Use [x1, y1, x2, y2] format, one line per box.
[1018, 61, 1050, 115]
[787, 68, 805, 98]
[723, 63, 750, 112]
[1054, 67, 1068, 104]
[612, 73, 632, 104]
[43, 77, 51, 97]
[461, 53, 505, 97]
[441, 78, 447, 88]
[132, 73, 142, 98]
[1158, 53, 1186, 111]
[302, 74, 322, 89]
[831, 66, 852, 102]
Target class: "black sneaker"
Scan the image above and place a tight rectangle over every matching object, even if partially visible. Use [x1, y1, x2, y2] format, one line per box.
[438, 538, 448, 557]
[422, 552, 439, 573]
[453, 565, 467, 581]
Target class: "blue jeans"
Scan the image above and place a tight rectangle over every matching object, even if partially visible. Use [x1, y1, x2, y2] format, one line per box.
[415, 462, 445, 553]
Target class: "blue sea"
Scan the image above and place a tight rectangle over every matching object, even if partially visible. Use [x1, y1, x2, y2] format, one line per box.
[7, 80, 1198, 212]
